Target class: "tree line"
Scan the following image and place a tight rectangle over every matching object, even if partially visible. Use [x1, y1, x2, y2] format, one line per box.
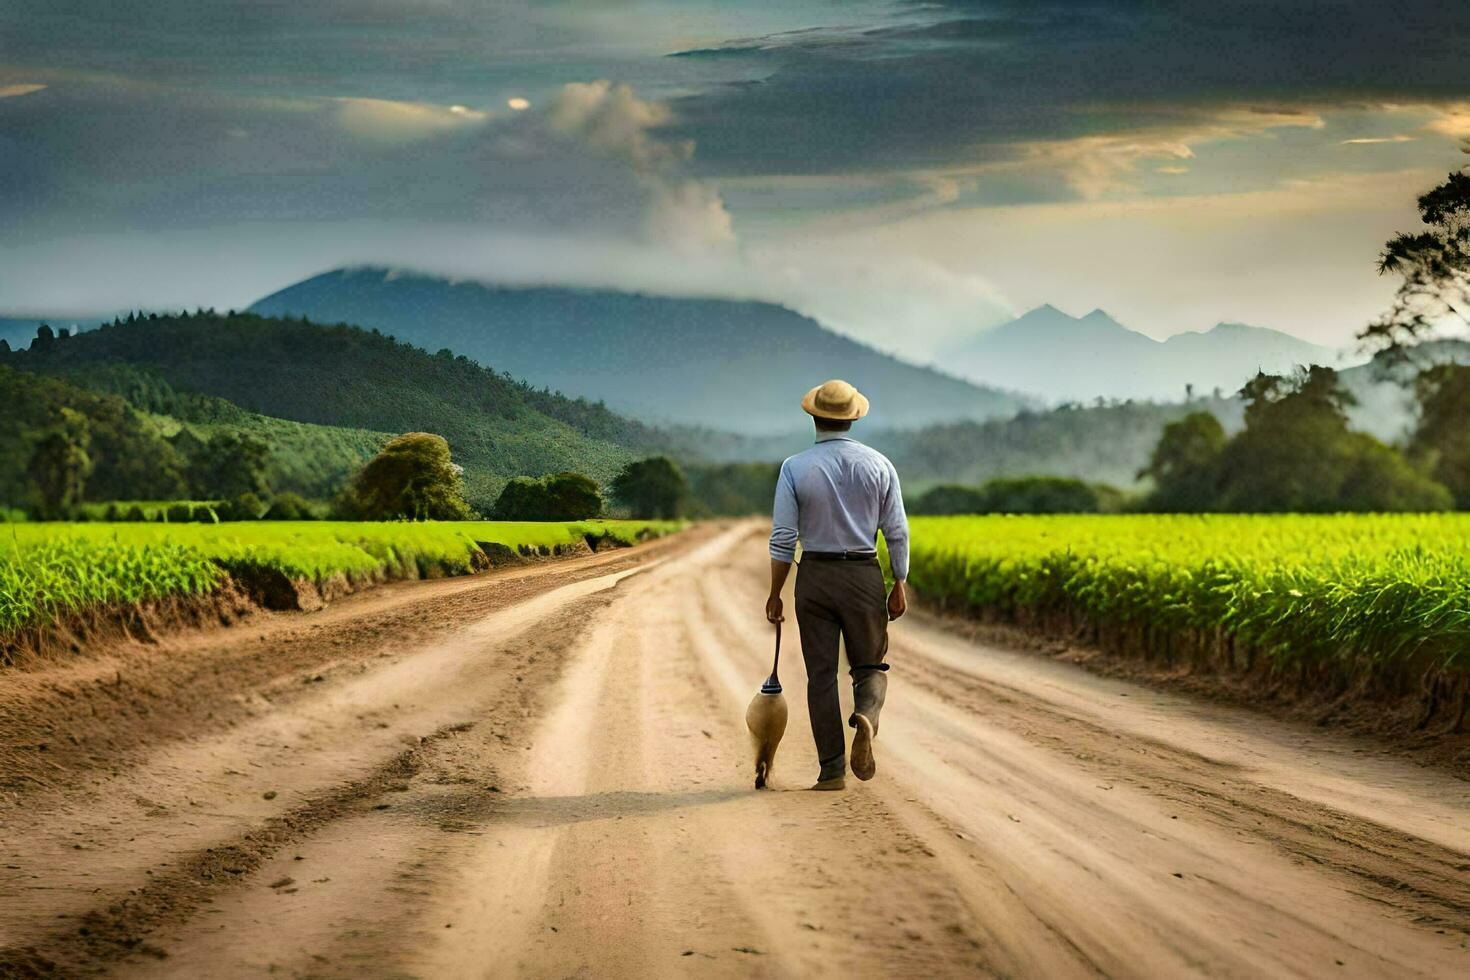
[1139, 164, 1470, 513]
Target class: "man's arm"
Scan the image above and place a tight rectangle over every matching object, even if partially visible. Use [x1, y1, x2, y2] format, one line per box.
[879, 460, 910, 621]
[767, 559, 792, 623]
[768, 461, 798, 623]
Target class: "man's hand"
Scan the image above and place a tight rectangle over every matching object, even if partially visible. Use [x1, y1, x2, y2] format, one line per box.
[766, 595, 785, 624]
[887, 581, 907, 621]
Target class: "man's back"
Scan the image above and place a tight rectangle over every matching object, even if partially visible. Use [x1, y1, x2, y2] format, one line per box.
[769, 433, 909, 579]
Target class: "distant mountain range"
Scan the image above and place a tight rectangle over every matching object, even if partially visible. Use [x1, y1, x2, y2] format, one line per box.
[936, 305, 1348, 403]
[250, 268, 1032, 435]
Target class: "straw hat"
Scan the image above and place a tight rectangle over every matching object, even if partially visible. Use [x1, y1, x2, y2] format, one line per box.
[801, 379, 870, 420]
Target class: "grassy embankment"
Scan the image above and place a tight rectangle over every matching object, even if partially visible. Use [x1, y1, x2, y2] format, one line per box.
[1, 520, 681, 656]
[898, 514, 1470, 729]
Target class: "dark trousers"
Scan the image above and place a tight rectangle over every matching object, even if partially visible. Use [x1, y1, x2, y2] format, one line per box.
[794, 558, 890, 781]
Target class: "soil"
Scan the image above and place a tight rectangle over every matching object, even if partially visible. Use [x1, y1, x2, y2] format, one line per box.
[2, 521, 1467, 978]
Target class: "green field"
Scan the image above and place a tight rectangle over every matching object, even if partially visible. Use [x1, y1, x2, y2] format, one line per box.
[900, 514, 1470, 702]
[1, 520, 681, 645]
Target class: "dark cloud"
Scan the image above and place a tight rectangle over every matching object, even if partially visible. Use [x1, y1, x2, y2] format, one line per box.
[662, 1, 1470, 176]
[0, 80, 728, 246]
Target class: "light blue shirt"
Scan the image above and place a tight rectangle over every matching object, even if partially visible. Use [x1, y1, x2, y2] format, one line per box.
[769, 432, 910, 580]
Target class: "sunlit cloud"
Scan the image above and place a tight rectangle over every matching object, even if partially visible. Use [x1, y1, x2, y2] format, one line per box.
[1340, 135, 1416, 145]
[1424, 103, 1470, 141]
[507, 97, 530, 111]
[332, 96, 488, 142]
[0, 83, 47, 98]
[1003, 108, 1324, 199]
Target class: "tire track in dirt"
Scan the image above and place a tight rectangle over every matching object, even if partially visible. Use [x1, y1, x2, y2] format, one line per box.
[0, 530, 697, 799]
[0, 535, 691, 976]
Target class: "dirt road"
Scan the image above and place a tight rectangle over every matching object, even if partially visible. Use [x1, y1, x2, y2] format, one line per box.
[3, 522, 1468, 978]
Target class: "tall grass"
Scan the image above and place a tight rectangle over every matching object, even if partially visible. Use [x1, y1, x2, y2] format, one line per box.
[1, 520, 680, 642]
[899, 515, 1470, 696]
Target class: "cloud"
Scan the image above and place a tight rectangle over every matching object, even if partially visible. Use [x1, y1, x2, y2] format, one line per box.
[1424, 103, 1470, 141]
[662, 2, 1470, 181]
[1002, 108, 1323, 199]
[1339, 135, 1417, 145]
[544, 80, 733, 250]
[332, 97, 489, 141]
[0, 83, 46, 98]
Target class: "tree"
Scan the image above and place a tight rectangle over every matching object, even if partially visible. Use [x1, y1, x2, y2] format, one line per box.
[263, 491, 316, 520]
[28, 408, 93, 514]
[1139, 411, 1226, 511]
[610, 456, 687, 519]
[345, 432, 472, 521]
[1359, 167, 1470, 358]
[492, 472, 602, 521]
[1409, 363, 1470, 507]
[1216, 368, 1448, 512]
[684, 462, 782, 517]
[979, 476, 1104, 514]
[186, 431, 272, 499]
[909, 484, 989, 516]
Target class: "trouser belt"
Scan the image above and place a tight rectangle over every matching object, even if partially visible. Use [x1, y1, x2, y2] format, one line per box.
[802, 550, 879, 561]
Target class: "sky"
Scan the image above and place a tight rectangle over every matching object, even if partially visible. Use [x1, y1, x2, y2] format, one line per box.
[2, 0, 1470, 354]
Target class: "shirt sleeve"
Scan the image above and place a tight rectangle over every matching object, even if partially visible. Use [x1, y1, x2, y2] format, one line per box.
[769, 459, 799, 564]
[879, 459, 910, 580]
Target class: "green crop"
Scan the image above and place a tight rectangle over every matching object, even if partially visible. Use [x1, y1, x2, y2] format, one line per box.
[894, 514, 1470, 680]
[1, 519, 680, 649]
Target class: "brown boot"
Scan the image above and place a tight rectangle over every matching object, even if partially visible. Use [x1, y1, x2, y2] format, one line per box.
[850, 714, 876, 781]
[810, 776, 846, 791]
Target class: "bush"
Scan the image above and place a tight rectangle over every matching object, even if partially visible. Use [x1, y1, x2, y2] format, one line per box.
[124, 504, 147, 522]
[909, 477, 1108, 515]
[166, 503, 194, 523]
[909, 484, 990, 516]
[263, 492, 316, 521]
[610, 457, 688, 519]
[685, 462, 781, 516]
[222, 491, 265, 521]
[492, 472, 602, 521]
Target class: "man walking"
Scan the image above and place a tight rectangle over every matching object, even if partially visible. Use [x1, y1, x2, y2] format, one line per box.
[766, 379, 909, 791]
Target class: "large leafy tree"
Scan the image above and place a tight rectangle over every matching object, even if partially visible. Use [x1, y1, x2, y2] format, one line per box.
[1138, 411, 1226, 511]
[610, 456, 688, 519]
[345, 432, 472, 521]
[1215, 368, 1448, 512]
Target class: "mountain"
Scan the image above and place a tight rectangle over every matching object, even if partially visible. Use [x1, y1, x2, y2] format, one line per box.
[937, 305, 1344, 403]
[250, 267, 1032, 434]
[4, 311, 680, 507]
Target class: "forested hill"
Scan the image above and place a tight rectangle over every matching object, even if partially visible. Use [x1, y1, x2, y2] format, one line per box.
[4, 311, 677, 501]
[250, 267, 1032, 434]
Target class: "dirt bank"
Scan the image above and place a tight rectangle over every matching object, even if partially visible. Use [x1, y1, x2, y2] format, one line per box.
[2, 521, 1467, 977]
